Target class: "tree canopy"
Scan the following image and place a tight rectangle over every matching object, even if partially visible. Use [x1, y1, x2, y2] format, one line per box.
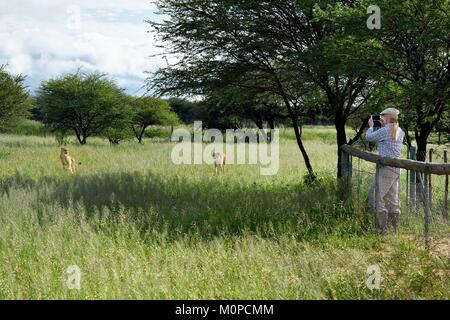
[130, 96, 180, 143]
[0, 66, 30, 130]
[149, 0, 450, 176]
[36, 72, 127, 144]
[372, 0, 450, 161]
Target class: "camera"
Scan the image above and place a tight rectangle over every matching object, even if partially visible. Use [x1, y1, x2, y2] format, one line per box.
[371, 114, 382, 128]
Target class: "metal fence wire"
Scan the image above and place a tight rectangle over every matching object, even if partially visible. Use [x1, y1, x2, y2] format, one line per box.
[341, 144, 450, 250]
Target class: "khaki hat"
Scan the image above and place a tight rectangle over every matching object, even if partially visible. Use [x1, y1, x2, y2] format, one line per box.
[381, 108, 400, 119]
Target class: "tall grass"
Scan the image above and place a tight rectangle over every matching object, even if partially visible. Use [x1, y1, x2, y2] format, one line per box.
[0, 128, 449, 299]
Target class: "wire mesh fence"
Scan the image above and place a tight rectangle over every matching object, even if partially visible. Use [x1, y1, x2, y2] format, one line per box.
[342, 143, 450, 250]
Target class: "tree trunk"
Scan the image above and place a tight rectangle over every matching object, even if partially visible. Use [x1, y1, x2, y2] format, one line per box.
[132, 125, 147, 144]
[254, 118, 263, 130]
[274, 78, 314, 175]
[289, 114, 314, 175]
[80, 128, 88, 145]
[109, 138, 120, 145]
[335, 115, 348, 179]
[267, 117, 275, 143]
[75, 131, 87, 145]
[279, 97, 314, 175]
[75, 133, 83, 145]
[403, 123, 412, 150]
[73, 128, 83, 145]
[138, 126, 147, 144]
[324, 88, 349, 179]
[416, 135, 428, 162]
[415, 124, 433, 162]
[254, 119, 267, 144]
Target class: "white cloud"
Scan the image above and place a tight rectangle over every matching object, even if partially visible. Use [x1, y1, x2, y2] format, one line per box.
[8, 54, 33, 75]
[0, 0, 166, 94]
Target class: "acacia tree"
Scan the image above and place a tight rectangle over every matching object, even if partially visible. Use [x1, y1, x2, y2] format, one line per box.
[36, 72, 127, 145]
[150, 0, 450, 174]
[246, 0, 379, 177]
[373, 0, 450, 161]
[306, 0, 450, 162]
[130, 97, 179, 143]
[0, 66, 30, 130]
[149, 0, 382, 177]
[103, 110, 133, 145]
[149, 1, 316, 175]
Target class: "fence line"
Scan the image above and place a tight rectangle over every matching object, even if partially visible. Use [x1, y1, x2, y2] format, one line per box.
[341, 144, 450, 251]
[341, 145, 450, 175]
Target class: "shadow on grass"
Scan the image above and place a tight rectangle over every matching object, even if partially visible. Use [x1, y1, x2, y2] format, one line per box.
[0, 173, 57, 195]
[1, 172, 371, 241]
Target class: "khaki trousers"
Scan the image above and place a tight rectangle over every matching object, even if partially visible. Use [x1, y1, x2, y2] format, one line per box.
[368, 167, 400, 235]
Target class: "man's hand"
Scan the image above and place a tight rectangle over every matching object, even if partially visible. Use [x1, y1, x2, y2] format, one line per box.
[368, 117, 374, 128]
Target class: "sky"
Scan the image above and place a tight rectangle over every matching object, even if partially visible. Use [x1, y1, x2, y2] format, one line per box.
[0, 0, 167, 95]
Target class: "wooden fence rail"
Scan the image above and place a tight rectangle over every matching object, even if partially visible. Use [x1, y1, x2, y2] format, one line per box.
[341, 145, 450, 175]
[341, 144, 449, 249]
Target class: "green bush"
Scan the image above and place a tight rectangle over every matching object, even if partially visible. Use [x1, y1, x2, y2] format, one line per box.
[0, 120, 51, 136]
[145, 126, 172, 139]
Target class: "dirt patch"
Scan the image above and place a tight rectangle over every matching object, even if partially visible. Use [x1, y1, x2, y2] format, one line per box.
[430, 238, 450, 258]
[373, 235, 450, 259]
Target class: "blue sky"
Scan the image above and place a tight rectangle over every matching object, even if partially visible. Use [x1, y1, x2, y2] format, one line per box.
[0, 0, 168, 95]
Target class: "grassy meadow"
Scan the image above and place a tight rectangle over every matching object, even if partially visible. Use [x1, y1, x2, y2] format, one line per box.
[0, 126, 449, 299]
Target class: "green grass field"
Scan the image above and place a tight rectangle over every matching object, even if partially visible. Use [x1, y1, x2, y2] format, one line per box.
[0, 127, 449, 299]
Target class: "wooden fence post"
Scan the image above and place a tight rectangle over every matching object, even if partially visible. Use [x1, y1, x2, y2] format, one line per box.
[429, 149, 433, 211]
[340, 149, 352, 199]
[340, 149, 347, 179]
[340, 149, 347, 197]
[349, 154, 353, 191]
[444, 150, 449, 220]
[409, 147, 417, 211]
[406, 148, 410, 212]
[374, 161, 380, 235]
[418, 173, 431, 251]
[356, 157, 361, 199]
